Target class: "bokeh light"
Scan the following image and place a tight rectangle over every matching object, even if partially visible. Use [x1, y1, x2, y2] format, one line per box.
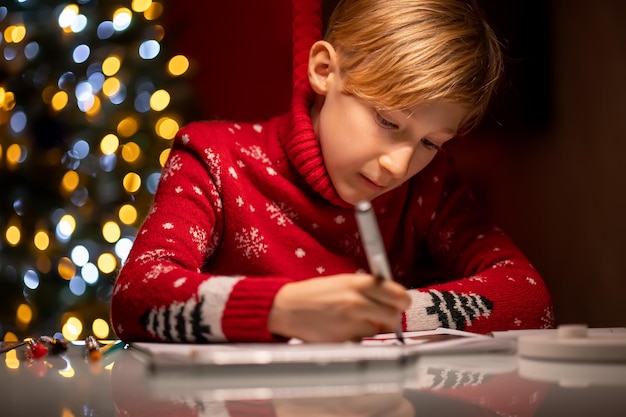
[118, 204, 138, 225]
[102, 56, 121, 76]
[97, 253, 117, 274]
[6, 225, 21, 246]
[4, 333, 20, 369]
[34, 231, 50, 251]
[112, 8, 133, 31]
[102, 221, 121, 243]
[71, 245, 90, 267]
[123, 172, 142, 193]
[144, 2, 164, 20]
[24, 270, 40, 290]
[58, 5, 80, 29]
[92, 318, 110, 338]
[132, 0, 153, 13]
[150, 89, 170, 111]
[51, 91, 69, 111]
[62, 316, 83, 341]
[100, 133, 120, 155]
[0, 0, 191, 339]
[168, 54, 189, 76]
[16, 304, 33, 327]
[156, 116, 179, 139]
[121, 142, 141, 163]
[58, 257, 77, 280]
[117, 116, 139, 137]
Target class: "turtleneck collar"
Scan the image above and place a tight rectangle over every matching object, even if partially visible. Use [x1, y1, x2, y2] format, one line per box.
[279, 79, 351, 208]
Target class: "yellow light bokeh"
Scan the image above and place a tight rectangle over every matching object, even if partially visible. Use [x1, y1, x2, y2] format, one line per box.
[34, 230, 50, 251]
[123, 172, 141, 193]
[117, 116, 139, 138]
[92, 318, 110, 339]
[119, 204, 138, 225]
[97, 252, 117, 274]
[159, 148, 170, 167]
[5, 350, 19, 370]
[4, 25, 26, 44]
[85, 95, 102, 117]
[58, 366, 76, 378]
[6, 144, 22, 164]
[100, 133, 120, 155]
[144, 1, 164, 20]
[4, 329, 19, 370]
[102, 77, 121, 97]
[132, 0, 153, 13]
[9, 25, 27, 43]
[58, 256, 77, 280]
[150, 89, 170, 111]
[51, 91, 69, 111]
[6, 225, 21, 246]
[61, 170, 80, 193]
[62, 316, 83, 341]
[59, 214, 77, 235]
[3, 332, 18, 342]
[61, 408, 76, 417]
[121, 142, 141, 163]
[113, 7, 132, 18]
[102, 56, 121, 77]
[155, 116, 179, 139]
[168, 55, 189, 76]
[102, 221, 121, 243]
[16, 304, 33, 326]
[1, 90, 15, 111]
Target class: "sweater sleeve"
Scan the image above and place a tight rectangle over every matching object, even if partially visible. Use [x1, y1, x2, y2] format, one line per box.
[403, 160, 554, 334]
[110, 124, 292, 343]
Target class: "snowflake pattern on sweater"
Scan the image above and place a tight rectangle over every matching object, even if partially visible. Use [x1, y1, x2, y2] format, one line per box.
[110, 81, 554, 343]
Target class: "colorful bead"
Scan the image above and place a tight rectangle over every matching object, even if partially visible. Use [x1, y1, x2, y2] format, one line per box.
[26, 339, 48, 359]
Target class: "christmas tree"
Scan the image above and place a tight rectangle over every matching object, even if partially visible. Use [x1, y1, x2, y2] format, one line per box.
[0, 0, 197, 341]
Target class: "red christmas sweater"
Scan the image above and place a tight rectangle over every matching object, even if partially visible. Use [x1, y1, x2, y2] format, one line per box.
[110, 81, 554, 343]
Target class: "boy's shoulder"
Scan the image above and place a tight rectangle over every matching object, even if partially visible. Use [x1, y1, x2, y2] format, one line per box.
[174, 118, 284, 162]
[179, 119, 274, 139]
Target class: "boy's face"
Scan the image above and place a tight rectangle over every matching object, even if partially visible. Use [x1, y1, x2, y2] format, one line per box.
[315, 74, 468, 205]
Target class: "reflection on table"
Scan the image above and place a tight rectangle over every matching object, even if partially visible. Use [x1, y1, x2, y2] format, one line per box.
[1, 341, 625, 417]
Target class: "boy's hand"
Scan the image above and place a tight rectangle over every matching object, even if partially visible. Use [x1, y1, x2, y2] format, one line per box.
[268, 274, 411, 342]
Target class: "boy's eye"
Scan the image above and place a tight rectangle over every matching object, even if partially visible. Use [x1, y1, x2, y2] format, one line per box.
[375, 112, 399, 129]
[421, 138, 441, 152]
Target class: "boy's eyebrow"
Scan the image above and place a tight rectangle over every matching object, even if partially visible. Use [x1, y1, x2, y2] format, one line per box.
[397, 108, 459, 136]
[438, 128, 458, 135]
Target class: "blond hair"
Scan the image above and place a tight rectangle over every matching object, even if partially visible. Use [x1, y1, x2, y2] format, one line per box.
[325, 0, 503, 133]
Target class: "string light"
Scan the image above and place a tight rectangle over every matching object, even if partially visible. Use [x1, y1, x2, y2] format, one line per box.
[0, 1, 193, 340]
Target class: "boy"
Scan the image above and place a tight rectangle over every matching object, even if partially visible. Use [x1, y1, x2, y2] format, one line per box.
[111, 0, 553, 343]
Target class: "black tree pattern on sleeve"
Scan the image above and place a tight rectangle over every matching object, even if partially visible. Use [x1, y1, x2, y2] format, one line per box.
[141, 295, 213, 342]
[425, 290, 494, 330]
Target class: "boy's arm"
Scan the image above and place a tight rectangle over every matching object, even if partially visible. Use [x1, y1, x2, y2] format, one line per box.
[110, 126, 292, 343]
[404, 162, 554, 334]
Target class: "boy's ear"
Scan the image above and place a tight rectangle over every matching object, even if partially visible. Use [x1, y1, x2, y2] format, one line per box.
[308, 41, 338, 95]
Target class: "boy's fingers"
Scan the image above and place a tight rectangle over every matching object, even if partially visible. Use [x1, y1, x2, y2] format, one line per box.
[357, 276, 410, 310]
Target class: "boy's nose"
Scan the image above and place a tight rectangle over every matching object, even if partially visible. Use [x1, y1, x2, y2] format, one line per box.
[379, 146, 414, 179]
